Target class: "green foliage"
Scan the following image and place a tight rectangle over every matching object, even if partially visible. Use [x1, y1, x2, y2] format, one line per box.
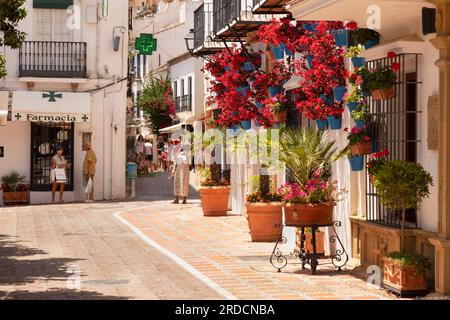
[344, 45, 363, 58]
[279, 127, 335, 186]
[350, 28, 379, 46]
[386, 251, 432, 276]
[0, 0, 27, 78]
[374, 160, 433, 211]
[367, 65, 397, 90]
[351, 103, 370, 121]
[346, 86, 363, 104]
[138, 76, 175, 135]
[198, 166, 229, 187]
[1, 171, 26, 191]
[246, 174, 282, 203]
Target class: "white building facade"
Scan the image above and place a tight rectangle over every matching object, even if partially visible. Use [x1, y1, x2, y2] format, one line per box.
[0, 0, 129, 204]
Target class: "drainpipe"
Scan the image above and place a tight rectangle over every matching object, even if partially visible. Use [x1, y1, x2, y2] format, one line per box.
[96, 0, 101, 78]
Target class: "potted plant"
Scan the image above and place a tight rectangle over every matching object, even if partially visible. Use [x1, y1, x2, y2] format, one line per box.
[368, 65, 398, 100]
[350, 28, 380, 50]
[265, 94, 290, 123]
[245, 175, 283, 242]
[331, 21, 357, 47]
[326, 105, 344, 130]
[345, 86, 363, 113]
[1, 172, 30, 205]
[345, 45, 365, 68]
[367, 149, 390, 184]
[346, 126, 372, 155]
[351, 102, 370, 128]
[198, 166, 231, 217]
[372, 160, 433, 295]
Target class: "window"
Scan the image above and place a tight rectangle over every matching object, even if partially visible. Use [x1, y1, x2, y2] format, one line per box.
[188, 76, 193, 109]
[34, 8, 73, 41]
[181, 79, 185, 97]
[31, 122, 74, 191]
[173, 81, 178, 98]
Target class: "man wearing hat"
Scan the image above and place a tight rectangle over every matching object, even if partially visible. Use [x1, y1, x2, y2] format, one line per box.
[83, 141, 97, 202]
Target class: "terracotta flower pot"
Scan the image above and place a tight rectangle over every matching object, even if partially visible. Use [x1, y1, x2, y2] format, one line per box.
[295, 229, 325, 254]
[284, 203, 335, 227]
[273, 111, 287, 123]
[245, 202, 283, 242]
[383, 258, 427, 293]
[371, 87, 395, 100]
[2, 191, 29, 205]
[199, 186, 230, 216]
[350, 141, 372, 156]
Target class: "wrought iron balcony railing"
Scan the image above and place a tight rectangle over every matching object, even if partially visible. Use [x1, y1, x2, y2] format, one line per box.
[181, 94, 192, 112]
[175, 96, 182, 112]
[19, 41, 87, 78]
[194, 4, 206, 49]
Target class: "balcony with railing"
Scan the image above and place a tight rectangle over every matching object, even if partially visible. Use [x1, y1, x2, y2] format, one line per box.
[213, 0, 283, 39]
[181, 94, 192, 112]
[19, 41, 87, 78]
[251, 0, 290, 14]
[193, 2, 224, 54]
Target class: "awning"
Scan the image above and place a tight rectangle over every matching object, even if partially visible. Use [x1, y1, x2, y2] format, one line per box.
[12, 91, 91, 123]
[159, 122, 185, 134]
[0, 91, 8, 126]
[186, 112, 206, 125]
[33, 0, 74, 9]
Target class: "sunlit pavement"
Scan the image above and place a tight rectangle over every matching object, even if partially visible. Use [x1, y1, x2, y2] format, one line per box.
[0, 173, 397, 300]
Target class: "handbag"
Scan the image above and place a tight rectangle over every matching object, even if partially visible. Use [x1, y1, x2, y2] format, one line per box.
[85, 178, 93, 194]
[55, 168, 67, 183]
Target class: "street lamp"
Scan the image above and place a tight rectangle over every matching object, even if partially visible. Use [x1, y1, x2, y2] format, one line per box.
[184, 29, 195, 55]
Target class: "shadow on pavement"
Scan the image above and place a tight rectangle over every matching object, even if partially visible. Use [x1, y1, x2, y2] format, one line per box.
[0, 234, 129, 300]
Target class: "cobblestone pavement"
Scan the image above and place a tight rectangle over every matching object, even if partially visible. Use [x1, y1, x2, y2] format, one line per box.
[0, 172, 398, 300]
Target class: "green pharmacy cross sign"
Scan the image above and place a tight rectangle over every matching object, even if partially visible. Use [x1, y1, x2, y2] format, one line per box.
[135, 33, 157, 55]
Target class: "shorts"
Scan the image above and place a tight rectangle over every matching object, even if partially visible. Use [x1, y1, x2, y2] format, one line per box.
[146, 155, 153, 161]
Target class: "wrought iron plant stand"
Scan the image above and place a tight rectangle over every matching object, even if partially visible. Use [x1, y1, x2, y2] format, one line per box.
[270, 221, 349, 274]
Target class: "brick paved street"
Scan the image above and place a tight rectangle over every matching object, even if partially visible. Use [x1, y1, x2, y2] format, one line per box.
[0, 172, 398, 300]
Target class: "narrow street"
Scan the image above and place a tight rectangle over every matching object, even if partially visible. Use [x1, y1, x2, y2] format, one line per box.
[0, 173, 395, 300]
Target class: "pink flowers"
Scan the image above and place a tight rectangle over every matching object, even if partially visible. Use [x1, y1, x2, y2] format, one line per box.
[278, 179, 338, 205]
[345, 21, 358, 30]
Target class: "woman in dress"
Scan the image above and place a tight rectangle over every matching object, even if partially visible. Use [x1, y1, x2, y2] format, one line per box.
[51, 146, 70, 204]
[172, 148, 190, 204]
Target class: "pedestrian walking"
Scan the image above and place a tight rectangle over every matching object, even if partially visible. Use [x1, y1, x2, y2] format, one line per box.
[83, 141, 97, 203]
[144, 139, 153, 173]
[51, 146, 71, 204]
[171, 148, 190, 204]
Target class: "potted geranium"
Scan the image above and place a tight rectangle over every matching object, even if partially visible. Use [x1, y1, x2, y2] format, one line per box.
[245, 175, 283, 242]
[346, 126, 372, 155]
[1, 172, 30, 205]
[198, 165, 231, 217]
[264, 94, 290, 123]
[367, 149, 390, 184]
[372, 160, 433, 295]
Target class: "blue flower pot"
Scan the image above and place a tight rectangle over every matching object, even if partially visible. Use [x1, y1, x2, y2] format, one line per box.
[333, 85, 347, 102]
[303, 23, 317, 33]
[354, 120, 366, 129]
[351, 57, 366, 68]
[270, 44, 286, 60]
[242, 61, 256, 71]
[362, 90, 371, 98]
[347, 102, 358, 114]
[316, 119, 328, 131]
[255, 101, 263, 110]
[236, 86, 250, 96]
[306, 55, 314, 69]
[224, 66, 231, 71]
[268, 86, 283, 98]
[327, 116, 342, 130]
[320, 94, 333, 106]
[240, 120, 252, 130]
[349, 156, 364, 172]
[364, 38, 379, 50]
[332, 29, 349, 47]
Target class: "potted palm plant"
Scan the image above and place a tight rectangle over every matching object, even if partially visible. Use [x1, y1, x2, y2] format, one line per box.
[372, 160, 433, 295]
[1, 172, 30, 205]
[245, 175, 283, 242]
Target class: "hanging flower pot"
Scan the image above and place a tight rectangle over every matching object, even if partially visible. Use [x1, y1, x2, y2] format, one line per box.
[327, 116, 342, 130]
[305, 55, 314, 69]
[333, 85, 347, 102]
[240, 120, 252, 130]
[347, 102, 358, 114]
[242, 61, 256, 71]
[354, 120, 366, 129]
[255, 101, 263, 110]
[273, 111, 287, 123]
[349, 155, 364, 172]
[316, 119, 328, 130]
[268, 86, 283, 98]
[285, 47, 294, 57]
[332, 29, 349, 47]
[319, 94, 333, 106]
[236, 85, 250, 96]
[364, 38, 380, 50]
[371, 87, 396, 100]
[350, 141, 372, 156]
[303, 23, 317, 33]
[351, 57, 366, 68]
[270, 44, 286, 60]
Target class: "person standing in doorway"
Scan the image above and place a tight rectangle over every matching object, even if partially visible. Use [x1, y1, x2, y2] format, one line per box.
[51, 146, 70, 204]
[83, 141, 97, 203]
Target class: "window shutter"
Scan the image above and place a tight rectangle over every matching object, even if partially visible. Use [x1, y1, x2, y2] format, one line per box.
[33, 0, 74, 9]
